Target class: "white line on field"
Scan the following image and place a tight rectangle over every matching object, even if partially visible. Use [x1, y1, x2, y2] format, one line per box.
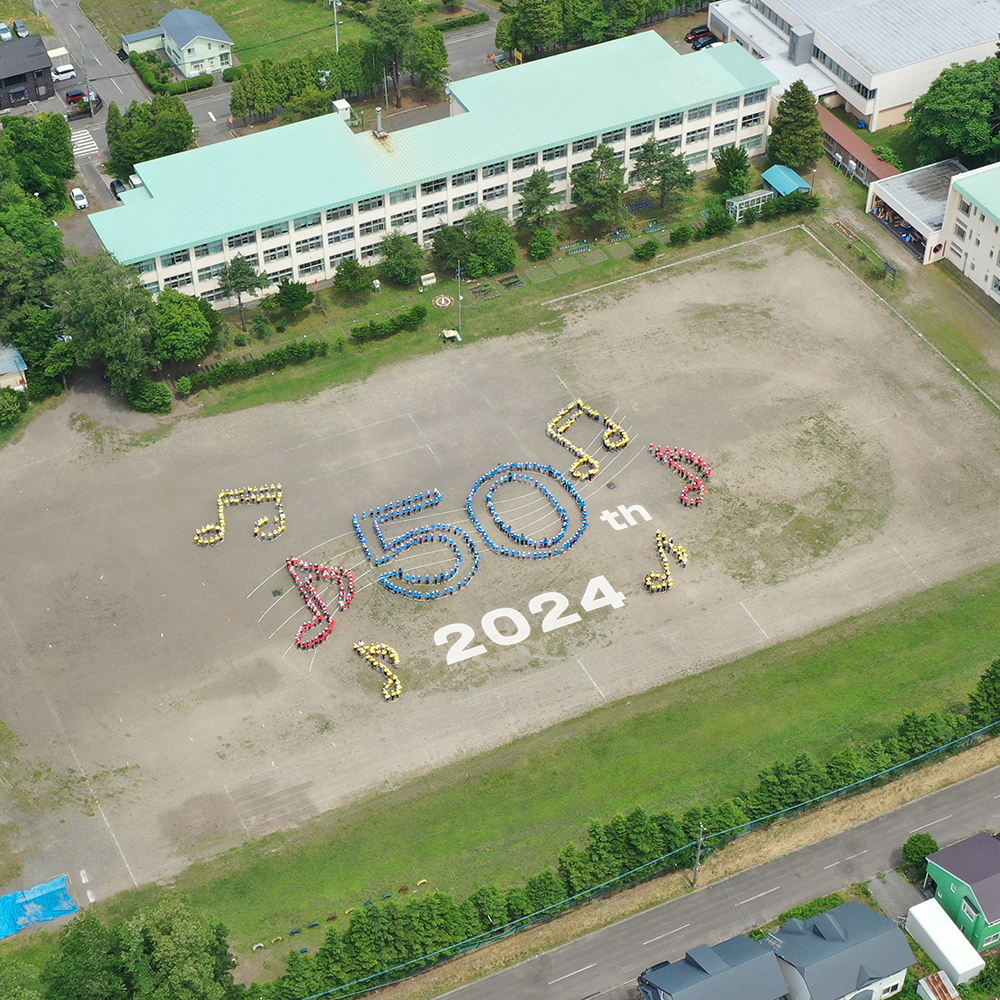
[643, 923, 690, 946]
[738, 885, 780, 905]
[578, 659, 605, 700]
[548, 964, 596, 985]
[740, 601, 768, 638]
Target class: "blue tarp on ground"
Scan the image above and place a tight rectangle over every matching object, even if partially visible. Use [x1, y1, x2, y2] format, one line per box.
[762, 164, 812, 196]
[0, 875, 78, 940]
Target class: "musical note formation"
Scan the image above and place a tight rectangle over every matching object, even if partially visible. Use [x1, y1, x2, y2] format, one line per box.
[547, 399, 630, 480]
[194, 485, 286, 545]
[644, 532, 689, 593]
[286, 558, 355, 649]
[648, 446, 713, 506]
[353, 642, 403, 700]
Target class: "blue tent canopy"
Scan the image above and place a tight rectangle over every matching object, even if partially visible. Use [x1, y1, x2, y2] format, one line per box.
[762, 164, 811, 196]
[0, 875, 78, 940]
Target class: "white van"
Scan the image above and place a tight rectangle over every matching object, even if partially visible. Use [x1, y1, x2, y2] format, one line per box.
[53, 65, 76, 82]
[128, 173, 143, 189]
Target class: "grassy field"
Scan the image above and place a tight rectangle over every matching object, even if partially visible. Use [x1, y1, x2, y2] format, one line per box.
[6, 560, 998, 974]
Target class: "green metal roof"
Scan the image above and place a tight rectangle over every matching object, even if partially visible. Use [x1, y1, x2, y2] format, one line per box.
[89, 33, 778, 264]
[951, 162, 1000, 228]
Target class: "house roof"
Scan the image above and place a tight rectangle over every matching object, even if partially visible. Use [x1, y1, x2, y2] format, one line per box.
[928, 833, 1000, 923]
[160, 8, 233, 47]
[773, 0, 1000, 76]
[88, 32, 778, 264]
[0, 35, 50, 78]
[776, 902, 915, 1000]
[639, 935, 789, 1000]
[951, 162, 1000, 231]
[762, 164, 811, 195]
[816, 105, 899, 180]
[870, 159, 966, 234]
[0, 344, 27, 376]
[122, 26, 164, 44]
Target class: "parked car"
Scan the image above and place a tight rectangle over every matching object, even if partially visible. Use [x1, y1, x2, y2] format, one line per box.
[684, 25, 713, 42]
[13, 20, 28, 38]
[70, 188, 88, 210]
[692, 33, 720, 50]
[65, 89, 95, 104]
[0, 23, 12, 42]
[109, 179, 127, 201]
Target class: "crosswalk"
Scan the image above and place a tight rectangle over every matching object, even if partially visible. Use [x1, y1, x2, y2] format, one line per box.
[71, 129, 100, 158]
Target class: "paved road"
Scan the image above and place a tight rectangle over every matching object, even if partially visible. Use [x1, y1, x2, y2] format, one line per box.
[446, 765, 1000, 1000]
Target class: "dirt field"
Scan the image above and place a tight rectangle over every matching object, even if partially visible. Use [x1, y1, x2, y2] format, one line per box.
[3, 231, 1000, 907]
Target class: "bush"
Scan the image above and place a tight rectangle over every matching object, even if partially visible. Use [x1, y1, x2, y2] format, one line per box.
[350, 303, 428, 343]
[529, 227, 558, 260]
[186, 339, 326, 390]
[742, 206, 760, 226]
[0, 385, 28, 428]
[175, 376, 193, 396]
[127, 379, 173, 414]
[669, 224, 694, 245]
[434, 11, 490, 30]
[872, 145, 904, 170]
[222, 66, 244, 83]
[633, 238, 659, 261]
[129, 53, 213, 96]
[234, 333, 247, 347]
[901, 833, 938, 874]
[702, 206, 737, 238]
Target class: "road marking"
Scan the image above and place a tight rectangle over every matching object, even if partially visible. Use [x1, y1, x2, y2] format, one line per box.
[79, 869, 89, 883]
[86, 889, 95, 902]
[643, 923, 690, 946]
[992, 792, 1000, 799]
[740, 601, 769, 638]
[547, 963, 596, 985]
[92, 55, 101, 66]
[112, 78, 123, 94]
[822, 860, 841, 869]
[737, 885, 780, 905]
[910, 815, 952, 833]
[845, 850, 867, 861]
[208, 111, 216, 121]
[70, 23, 79, 36]
[71, 129, 100, 158]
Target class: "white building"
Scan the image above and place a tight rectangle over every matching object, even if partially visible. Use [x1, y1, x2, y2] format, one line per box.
[706, 0, 1000, 130]
[905, 900, 986, 987]
[122, 8, 233, 78]
[939, 161, 1000, 307]
[89, 32, 778, 305]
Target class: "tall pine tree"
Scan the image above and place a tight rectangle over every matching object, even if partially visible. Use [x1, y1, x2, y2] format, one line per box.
[767, 79, 824, 168]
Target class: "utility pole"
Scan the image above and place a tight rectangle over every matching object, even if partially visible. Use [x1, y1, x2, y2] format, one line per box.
[693, 822, 705, 888]
[331, 0, 340, 54]
[456, 259, 463, 334]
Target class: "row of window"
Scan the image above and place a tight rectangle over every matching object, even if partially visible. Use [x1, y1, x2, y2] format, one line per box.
[811, 46, 877, 102]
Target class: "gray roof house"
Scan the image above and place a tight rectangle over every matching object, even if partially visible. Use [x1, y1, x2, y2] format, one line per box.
[0, 35, 53, 109]
[638, 935, 790, 1000]
[775, 902, 915, 1000]
[122, 8, 233, 78]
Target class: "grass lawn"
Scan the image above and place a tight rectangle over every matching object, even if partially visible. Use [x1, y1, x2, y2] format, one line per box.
[7, 560, 998, 974]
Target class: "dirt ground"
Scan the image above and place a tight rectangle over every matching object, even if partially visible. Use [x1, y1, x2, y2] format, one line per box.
[3, 233, 1000, 916]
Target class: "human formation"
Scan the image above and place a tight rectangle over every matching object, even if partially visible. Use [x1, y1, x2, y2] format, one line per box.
[466, 462, 588, 559]
[285, 557, 355, 649]
[547, 399, 630, 480]
[644, 532, 689, 592]
[353, 641, 402, 700]
[194, 484, 286, 545]
[649, 445, 713, 506]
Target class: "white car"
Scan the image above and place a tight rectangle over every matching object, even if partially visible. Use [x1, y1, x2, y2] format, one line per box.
[0, 23, 12, 42]
[70, 187, 88, 210]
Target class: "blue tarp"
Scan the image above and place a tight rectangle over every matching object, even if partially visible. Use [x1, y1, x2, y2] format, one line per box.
[762, 164, 812, 196]
[0, 875, 78, 940]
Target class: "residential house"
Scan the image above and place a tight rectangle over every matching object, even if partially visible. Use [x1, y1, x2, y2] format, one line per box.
[926, 833, 1000, 951]
[0, 35, 53, 109]
[122, 8, 233, 79]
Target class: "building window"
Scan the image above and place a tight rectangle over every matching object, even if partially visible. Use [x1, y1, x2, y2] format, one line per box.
[328, 226, 355, 245]
[482, 160, 507, 177]
[688, 104, 711, 121]
[421, 177, 447, 195]
[993, 276, 1000, 293]
[740, 135, 763, 150]
[686, 127, 709, 144]
[513, 152, 538, 170]
[357, 196, 384, 213]
[298, 259, 324, 277]
[143, 280, 160, 293]
[482, 184, 507, 202]
[543, 145, 566, 161]
[296, 234, 323, 253]
[630, 120, 654, 138]
[714, 119, 737, 137]
[263, 244, 291, 263]
[391, 208, 417, 227]
[422, 223, 444, 240]
[453, 192, 478, 210]
[685, 150, 708, 166]
[547, 167, 567, 182]
[294, 213, 321, 230]
[744, 89, 767, 105]
[962, 898, 979, 921]
[955, 224, 967, 241]
[513, 177, 528, 193]
[197, 262, 225, 281]
[359, 218, 386, 236]
[194, 240, 223, 258]
[659, 112, 683, 128]
[136, 259, 156, 273]
[200, 287, 226, 302]
[161, 248, 190, 267]
[360, 242, 380, 259]
[959, 199, 971, 215]
[572, 136, 597, 153]
[984, 932, 1000, 947]
[422, 200, 447, 218]
[329, 250, 355, 268]
[452, 169, 477, 186]
[389, 186, 416, 204]
[261, 222, 289, 239]
[163, 272, 193, 288]
[601, 128, 625, 144]
[742, 111, 765, 129]
[749, 0, 790, 34]
[812, 46, 877, 101]
[717, 96, 740, 113]
[268, 267, 293, 285]
[227, 230, 256, 248]
[661, 135, 682, 150]
[326, 204, 352, 222]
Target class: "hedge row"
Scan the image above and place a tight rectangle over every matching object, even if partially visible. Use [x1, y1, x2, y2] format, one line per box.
[435, 11, 491, 31]
[129, 52, 214, 96]
[350, 303, 428, 343]
[187, 339, 327, 390]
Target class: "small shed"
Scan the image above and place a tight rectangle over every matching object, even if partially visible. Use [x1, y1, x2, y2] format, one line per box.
[0, 344, 27, 391]
[916, 971, 960, 1000]
[762, 165, 811, 196]
[905, 899, 985, 985]
[817, 106, 900, 188]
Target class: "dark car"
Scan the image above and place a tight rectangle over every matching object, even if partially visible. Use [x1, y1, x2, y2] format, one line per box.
[684, 25, 712, 42]
[691, 33, 720, 50]
[109, 179, 127, 201]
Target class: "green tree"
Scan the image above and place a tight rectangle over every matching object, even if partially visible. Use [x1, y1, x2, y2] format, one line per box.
[906, 56, 1000, 165]
[379, 230, 425, 285]
[106, 95, 197, 179]
[633, 137, 696, 209]
[431, 224, 473, 272]
[217, 254, 269, 331]
[0, 194, 64, 270]
[768, 79, 824, 168]
[513, 0, 561, 53]
[529, 225, 558, 259]
[40, 910, 126, 1000]
[463, 206, 518, 276]
[0, 385, 27, 428]
[153, 286, 212, 362]
[571, 143, 627, 234]
[333, 255, 372, 300]
[902, 832, 939, 874]
[633, 237, 658, 260]
[370, 0, 416, 108]
[0, 952, 44, 1000]
[713, 143, 751, 196]
[494, 14, 514, 55]
[105, 101, 123, 145]
[969, 656, 1000, 727]
[518, 168, 561, 229]
[285, 85, 333, 121]
[407, 25, 449, 94]
[669, 223, 694, 245]
[1, 114, 75, 211]
[275, 280, 315, 315]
